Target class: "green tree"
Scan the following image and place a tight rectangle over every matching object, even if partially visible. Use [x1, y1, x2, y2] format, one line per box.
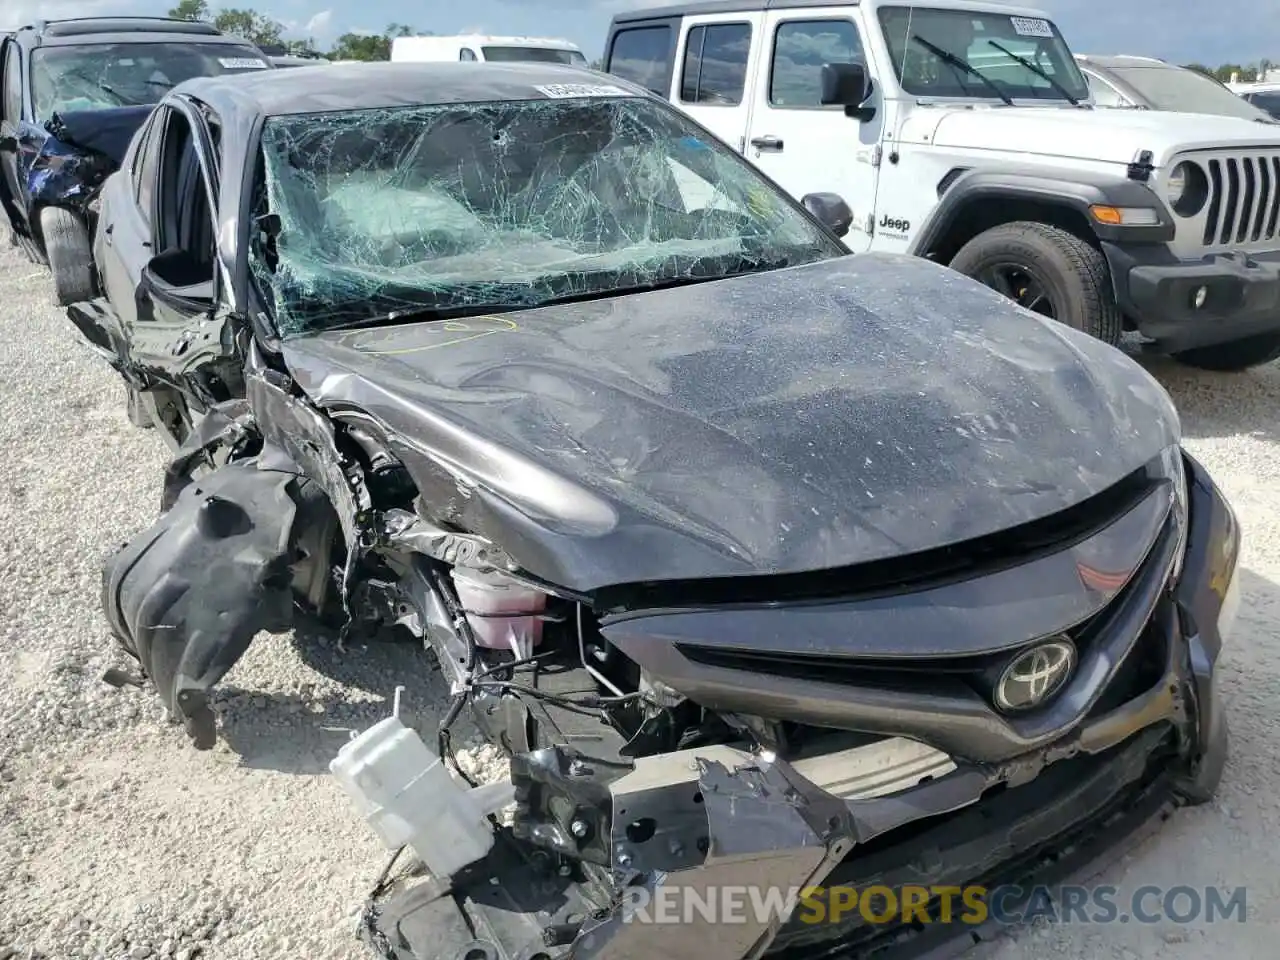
[168, 2, 283, 48]
[327, 23, 416, 62]
[167, 0, 210, 20]
[211, 8, 284, 47]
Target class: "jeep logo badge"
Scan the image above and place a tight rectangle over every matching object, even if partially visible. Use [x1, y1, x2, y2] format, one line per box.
[994, 639, 1076, 713]
[878, 214, 911, 235]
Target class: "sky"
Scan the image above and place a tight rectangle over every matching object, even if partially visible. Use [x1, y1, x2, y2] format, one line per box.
[7, 0, 1280, 67]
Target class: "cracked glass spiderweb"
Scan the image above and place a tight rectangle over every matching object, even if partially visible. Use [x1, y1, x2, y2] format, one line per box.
[249, 96, 835, 336]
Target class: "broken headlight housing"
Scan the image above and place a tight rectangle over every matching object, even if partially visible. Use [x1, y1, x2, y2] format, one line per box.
[1160, 444, 1189, 586]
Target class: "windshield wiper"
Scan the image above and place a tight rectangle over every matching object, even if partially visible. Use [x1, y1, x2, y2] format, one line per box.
[911, 35, 1013, 106]
[143, 79, 175, 90]
[63, 72, 140, 105]
[985, 39, 1081, 106]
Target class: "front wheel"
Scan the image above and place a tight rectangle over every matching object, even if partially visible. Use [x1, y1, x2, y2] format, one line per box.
[949, 221, 1122, 346]
[1173, 332, 1280, 372]
[39, 206, 97, 307]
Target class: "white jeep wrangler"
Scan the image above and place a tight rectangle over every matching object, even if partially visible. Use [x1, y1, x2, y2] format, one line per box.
[605, 0, 1280, 371]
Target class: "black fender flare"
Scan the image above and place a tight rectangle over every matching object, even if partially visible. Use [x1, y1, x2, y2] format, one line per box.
[907, 166, 1176, 258]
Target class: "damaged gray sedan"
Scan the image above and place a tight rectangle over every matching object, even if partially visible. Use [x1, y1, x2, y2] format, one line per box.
[70, 62, 1243, 960]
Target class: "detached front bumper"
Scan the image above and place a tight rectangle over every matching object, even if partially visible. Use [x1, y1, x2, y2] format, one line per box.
[1105, 242, 1280, 350]
[358, 455, 1239, 960]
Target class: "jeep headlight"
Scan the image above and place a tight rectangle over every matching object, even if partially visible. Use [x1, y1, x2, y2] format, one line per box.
[1167, 164, 1187, 206]
[1167, 161, 1209, 217]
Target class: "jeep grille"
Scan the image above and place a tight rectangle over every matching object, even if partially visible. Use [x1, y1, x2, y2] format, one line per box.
[1193, 152, 1280, 252]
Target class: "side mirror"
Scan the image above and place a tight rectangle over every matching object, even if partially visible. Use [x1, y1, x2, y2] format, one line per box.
[802, 192, 854, 239]
[821, 62, 875, 120]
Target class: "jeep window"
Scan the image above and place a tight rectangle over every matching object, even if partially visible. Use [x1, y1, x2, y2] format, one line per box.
[480, 46, 588, 66]
[459, 48, 478, 61]
[607, 26, 671, 95]
[769, 20, 865, 107]
[251, 95, 843, 336]
[680, 23, 751, 105]
[878, 6, 1089, 102]
[29, 42, 269, 120]
[2, 44, 20, 123]
[1108, 66, 1274, 121]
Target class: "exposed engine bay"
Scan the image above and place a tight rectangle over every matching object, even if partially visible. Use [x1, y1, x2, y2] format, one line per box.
[90, 327, 1239, 960]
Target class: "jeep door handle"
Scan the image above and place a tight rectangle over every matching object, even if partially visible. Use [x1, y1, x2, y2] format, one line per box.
[103, 223, 113, 244]
[750, 135, 784, 152]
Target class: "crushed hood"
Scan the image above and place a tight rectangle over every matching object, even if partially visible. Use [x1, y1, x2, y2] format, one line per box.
[281, 253, 1179, 593]
[44, 105, 153, 168]
[913, 105, 1280, 168]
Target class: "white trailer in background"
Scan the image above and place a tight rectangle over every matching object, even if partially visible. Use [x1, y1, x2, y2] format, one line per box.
[390, 34, 588, 65]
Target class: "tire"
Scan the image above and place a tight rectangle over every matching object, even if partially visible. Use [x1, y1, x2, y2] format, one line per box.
[39, 206, 97, 307]
[949, 221, 1122, 346]
[1172, 332, 1280, 372]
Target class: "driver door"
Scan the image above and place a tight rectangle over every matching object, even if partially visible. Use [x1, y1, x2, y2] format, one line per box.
[742, 13, 883, 251]
[124, 98, 222, 376]
[0, 37, 28, 236]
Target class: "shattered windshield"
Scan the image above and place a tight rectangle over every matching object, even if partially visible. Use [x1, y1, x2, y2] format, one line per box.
[252, 94, 844, 337]
[879, 6, 1089, 102]
[30, 42, 270, 119]
[481, 46, 588, 65]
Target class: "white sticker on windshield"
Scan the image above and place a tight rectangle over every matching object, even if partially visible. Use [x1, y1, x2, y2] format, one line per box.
[1010, 16, 1055, 38]
[219, 57, 269, 69]
[535, 82, 631, 99]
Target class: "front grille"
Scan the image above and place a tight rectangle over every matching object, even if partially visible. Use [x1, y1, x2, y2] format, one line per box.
[1176, 149, 1280, 255]
[1203, 153, 1280, 246]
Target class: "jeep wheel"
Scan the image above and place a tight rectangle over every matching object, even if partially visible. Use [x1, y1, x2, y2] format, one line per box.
[1173, 332, 1280, 372]
[949, 221, 1122, 346]
[39, 206, 98, 307]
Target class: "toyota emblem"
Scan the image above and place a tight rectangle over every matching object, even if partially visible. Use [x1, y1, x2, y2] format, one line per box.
[994, 639, 1077, 713]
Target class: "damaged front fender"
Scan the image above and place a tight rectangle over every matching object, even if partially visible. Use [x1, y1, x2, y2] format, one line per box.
[102, 458, 330, 748]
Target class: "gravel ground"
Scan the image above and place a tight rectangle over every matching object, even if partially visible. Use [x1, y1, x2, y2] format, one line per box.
[1, 239, 1277, 960]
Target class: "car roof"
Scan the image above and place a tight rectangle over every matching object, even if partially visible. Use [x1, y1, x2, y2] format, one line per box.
[179, 60, 644, 118]
[1075, 54, 1174, 71]
[14, 17, 258, 48]
[612, 0, 1054, 24]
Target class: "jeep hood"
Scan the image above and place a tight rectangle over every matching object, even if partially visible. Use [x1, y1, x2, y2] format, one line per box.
[915, 105, 1280, 168]
[280, 253, 1178, 594]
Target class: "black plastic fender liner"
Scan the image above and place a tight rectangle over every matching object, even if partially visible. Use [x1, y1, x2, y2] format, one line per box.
[102, 458, 326, 749]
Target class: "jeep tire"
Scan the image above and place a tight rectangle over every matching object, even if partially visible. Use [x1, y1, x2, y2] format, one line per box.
[40, 206, 97, 307]
[1173, 332, 1280, 372]
[949, 221, 1122, 346]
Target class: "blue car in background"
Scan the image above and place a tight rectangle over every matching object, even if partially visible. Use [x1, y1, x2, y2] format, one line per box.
[0, 16, 273, 304]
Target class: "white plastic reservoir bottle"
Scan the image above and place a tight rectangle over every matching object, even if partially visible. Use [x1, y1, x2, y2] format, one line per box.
[330, 700, 515, 879]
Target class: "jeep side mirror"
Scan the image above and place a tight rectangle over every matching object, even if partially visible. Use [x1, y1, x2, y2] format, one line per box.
[821, 62, 876, 121]
[802, 192, 854, 238]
